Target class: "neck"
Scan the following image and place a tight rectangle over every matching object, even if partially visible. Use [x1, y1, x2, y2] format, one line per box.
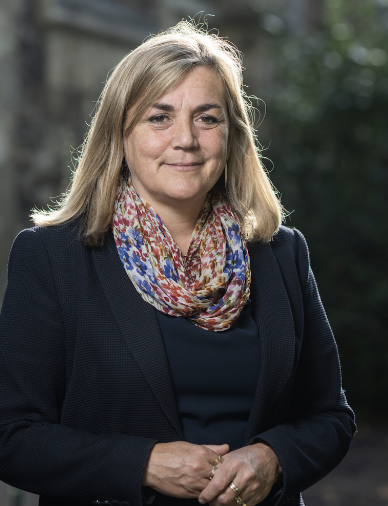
[134, 188, 208, 256]
[157, 204, 202, 256]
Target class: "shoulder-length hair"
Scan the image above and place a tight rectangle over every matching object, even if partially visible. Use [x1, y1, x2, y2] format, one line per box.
[32, 21, 284, 246]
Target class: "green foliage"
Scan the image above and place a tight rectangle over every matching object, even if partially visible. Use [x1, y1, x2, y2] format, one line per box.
[263, 0, 388, 419]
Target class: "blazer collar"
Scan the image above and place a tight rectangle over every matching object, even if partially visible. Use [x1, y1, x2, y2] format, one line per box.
[244, 240, 296, 443]
[93, 231, 295, 443]
[92, 229, 183, 437]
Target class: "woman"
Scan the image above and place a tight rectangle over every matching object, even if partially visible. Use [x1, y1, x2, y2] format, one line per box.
[0, 22, 355, 506]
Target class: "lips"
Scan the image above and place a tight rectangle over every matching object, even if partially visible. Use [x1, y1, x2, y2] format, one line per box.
[166, 162, 202, 166]
[164, 162, 202, 171]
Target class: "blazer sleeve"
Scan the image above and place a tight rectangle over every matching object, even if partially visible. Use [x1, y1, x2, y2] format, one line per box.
[0, 229, 157, 505]
[249, 228, 356, 505]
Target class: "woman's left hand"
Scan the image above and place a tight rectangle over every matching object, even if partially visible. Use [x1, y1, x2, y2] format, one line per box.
[198, 443, 282, 506]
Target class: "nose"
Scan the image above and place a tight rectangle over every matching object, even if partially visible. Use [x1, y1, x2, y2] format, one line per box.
[171, 116, 199, 150]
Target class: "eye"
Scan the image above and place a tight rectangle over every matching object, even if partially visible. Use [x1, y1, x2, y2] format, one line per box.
[199, 115, 218, 124]
[149, 114, 170, 124]
[197, 115, 220, 129]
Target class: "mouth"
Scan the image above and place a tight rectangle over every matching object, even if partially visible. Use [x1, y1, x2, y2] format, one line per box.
[164, 162, 202, 171]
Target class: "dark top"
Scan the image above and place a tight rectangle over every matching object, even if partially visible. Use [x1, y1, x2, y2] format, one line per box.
[0, 223, 356, 506]
[157, 304, 260, 451]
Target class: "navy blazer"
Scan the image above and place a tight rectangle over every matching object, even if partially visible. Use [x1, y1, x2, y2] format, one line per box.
[0, 221, 355, 506]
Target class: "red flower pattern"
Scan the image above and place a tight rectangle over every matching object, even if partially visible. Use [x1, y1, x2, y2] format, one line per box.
[112, 180, 251, 332]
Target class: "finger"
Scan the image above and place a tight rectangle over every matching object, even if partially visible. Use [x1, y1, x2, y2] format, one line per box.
[209, 486, 237, 506]
[198, 467, 236, 504]
[203, 443, 230, 456]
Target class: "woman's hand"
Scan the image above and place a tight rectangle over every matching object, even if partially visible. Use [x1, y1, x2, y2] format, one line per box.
[198, 443, 282, 506]
[142, 441, 229, 499]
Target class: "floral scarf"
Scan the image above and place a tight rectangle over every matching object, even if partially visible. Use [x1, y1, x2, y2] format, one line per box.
[112, 179, 251, 332]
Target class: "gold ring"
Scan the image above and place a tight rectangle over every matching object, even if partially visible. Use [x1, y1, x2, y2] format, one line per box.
[209, 465, 218, 480]
[235, 495, 247, 506]
[229, 482, 247, 506]
[213, 454, 223, 466]
[229, 482, 241, 496]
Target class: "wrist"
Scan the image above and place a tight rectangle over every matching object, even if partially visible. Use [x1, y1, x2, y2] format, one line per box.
[252, 442, 283, 483]
[142, 442, 163, 488]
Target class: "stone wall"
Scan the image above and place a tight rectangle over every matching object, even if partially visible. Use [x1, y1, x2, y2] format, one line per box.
[0, 0, 24, 303]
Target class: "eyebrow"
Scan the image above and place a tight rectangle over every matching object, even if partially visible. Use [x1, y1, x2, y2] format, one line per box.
[151, 102, 222, 113]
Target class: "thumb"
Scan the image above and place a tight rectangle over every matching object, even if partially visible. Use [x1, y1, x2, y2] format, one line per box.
[203, 443, 230, 456]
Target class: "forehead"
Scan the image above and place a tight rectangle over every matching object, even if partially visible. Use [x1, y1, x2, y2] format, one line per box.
[124, 66, 227, 132]
[153, 66, 226, 107]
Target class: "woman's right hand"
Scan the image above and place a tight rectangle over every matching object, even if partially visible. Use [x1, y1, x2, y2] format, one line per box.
[142, 442, 229, 498]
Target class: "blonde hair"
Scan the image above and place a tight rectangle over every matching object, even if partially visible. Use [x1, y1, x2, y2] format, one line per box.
[32, 21, 284, 246]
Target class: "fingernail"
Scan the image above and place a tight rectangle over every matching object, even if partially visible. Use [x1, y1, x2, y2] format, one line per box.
[198, 500, 205, 505]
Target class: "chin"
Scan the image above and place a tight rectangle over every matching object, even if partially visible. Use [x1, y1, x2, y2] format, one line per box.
[164, 183, 209, 202]
[164, 192, 201, 203]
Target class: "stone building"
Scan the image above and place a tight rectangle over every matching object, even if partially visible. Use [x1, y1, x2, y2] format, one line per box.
[0, 0, 321, 503]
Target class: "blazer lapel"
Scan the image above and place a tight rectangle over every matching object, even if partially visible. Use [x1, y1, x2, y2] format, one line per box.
[93, 231, 294, 442]
[244, 240, 296, 443]
[92, 230, 183, 437]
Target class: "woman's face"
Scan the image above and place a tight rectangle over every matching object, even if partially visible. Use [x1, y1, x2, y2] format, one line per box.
[123, 66, 229, 211]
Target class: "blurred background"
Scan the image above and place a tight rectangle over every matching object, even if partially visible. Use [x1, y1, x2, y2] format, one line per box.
[0, 0, 387, 504]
